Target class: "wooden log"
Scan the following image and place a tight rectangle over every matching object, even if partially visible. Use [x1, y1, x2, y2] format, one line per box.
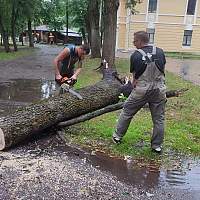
[57, 88, 188, 128]
[0, 68, 122, 150]
[57, 102, 124, 128]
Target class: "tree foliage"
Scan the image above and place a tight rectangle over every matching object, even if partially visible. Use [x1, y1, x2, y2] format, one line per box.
[126, 0, 142, 14]
[0, 0, 139, 62]
[68, 0, 88, 30]
[40, 0, 65, 31]
[0, 0, 42, 50]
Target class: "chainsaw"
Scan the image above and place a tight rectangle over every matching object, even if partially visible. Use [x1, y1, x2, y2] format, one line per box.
[59, 77, 83, 100]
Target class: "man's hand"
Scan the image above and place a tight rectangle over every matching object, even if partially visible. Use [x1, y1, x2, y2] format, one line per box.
[71, 67, 82, 81]
[70, 74, 77, 80]
[55, 74, 62, 80]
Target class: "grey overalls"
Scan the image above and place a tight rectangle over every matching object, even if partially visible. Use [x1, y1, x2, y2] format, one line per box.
[114, 46, 166, 149]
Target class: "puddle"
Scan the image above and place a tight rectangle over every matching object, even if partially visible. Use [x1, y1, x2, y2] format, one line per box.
[0, 79, 55, 117]
[10, 133, 200, 192]
[55, 143, 200, 190]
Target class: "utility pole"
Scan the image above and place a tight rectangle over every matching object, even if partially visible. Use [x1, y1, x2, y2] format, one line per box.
[65, 0, 69, 44]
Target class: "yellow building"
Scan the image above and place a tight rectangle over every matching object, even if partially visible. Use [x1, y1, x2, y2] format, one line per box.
[117, 0, 200, 52]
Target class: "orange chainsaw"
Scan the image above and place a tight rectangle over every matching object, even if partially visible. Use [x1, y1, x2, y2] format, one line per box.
[59, 77, 83, 100]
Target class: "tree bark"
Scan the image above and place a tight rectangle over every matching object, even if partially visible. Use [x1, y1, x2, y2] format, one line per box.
[57, 88, 188, 128]
[0, 68, 121, 150]
[85, 4, 92, 46]
[88, 0, 101, 58]
[57, 102, 124, 128]
[0, 33, 3, 46]
[0, 14, 10, 52]
[27, 19, 34, 47]
[11, 2, 18, 51]
[102, 0, 119, 67]
[80, 27, 87, 44]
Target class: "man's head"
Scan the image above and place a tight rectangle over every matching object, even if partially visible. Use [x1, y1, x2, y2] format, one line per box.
[78, 44, 90, 58]
[133, 31, 149, 49]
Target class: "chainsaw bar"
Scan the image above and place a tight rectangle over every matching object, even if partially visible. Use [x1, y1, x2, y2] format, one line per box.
[61, 83, 83, 100]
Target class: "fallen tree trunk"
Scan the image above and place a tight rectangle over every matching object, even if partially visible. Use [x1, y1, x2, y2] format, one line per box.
[57, 102, 124, 128]
[0, 69, 121, 150]
[57, 88, 188, 128]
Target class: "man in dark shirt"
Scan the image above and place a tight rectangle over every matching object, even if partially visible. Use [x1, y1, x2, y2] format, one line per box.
[54, 44, 90, 85]
[113, 31, 166, 153]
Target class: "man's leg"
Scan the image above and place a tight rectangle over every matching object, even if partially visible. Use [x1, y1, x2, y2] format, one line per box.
[113, 91, 147, 141]
[149, 99, 166, 150]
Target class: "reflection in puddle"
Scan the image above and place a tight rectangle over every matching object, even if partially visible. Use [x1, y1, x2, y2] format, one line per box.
[163, 160, 200, 190]
[0, 79, 55, 116]
[54, 142, 200, 191]
[88, 152, 200, 190]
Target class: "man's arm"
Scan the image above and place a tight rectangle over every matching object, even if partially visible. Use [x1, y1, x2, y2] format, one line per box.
[71, 59, 83, 80]
[130, 54, 134, 73]
[130, 52, 138, 88]
[53, 48, 69, 80]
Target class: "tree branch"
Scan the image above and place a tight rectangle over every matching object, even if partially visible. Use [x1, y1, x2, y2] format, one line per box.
[57, 88, 188, 128]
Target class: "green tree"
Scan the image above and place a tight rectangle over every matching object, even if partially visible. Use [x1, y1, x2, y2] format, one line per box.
[87, 0, 101, 58]
[126, 0, 141, 14]
[0, 0, 11, 52]
[68, 0, 89, 43]
[68, 0, 101, 58]
[0, 0, 42, 51]
[102, 0, 119, 67]
[102, 0, 140, 67]
[40, 0, 65, 31]
[21, 0, 41, 47]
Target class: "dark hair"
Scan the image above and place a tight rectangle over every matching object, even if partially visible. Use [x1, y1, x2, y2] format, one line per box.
[81, 44, 90, 55]
[134, 31, 149, 44]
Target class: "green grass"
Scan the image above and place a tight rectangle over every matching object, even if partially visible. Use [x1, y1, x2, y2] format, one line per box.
[66, 57, 200, 159]
[0, 46, 35, 60]
[165, 51, 200, 60]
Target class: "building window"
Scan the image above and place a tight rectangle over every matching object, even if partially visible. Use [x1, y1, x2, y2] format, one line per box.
[147, 28, 155, 43]
[187, 0, 197, 15]
[182, 30, 193, 46]
[148, 0, 157, 13]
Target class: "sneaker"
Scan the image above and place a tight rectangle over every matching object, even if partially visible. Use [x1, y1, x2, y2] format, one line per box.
[112, 136, 121, 144]
[152, 147, 162, 153]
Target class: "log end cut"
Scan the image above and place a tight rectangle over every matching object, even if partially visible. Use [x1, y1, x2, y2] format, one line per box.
[0, 128, 5, 150]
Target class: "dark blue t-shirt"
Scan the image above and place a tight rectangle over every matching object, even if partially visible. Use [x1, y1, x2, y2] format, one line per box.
[60, 45, 81, 77]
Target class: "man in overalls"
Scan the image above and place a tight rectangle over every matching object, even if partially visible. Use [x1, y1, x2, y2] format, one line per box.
[54, 44, 90, 86]
[113, 31, 166, 153]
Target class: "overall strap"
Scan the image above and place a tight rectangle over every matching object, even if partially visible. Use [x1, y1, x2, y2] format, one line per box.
[151, 45, 156, 55]
[136, 49, 147, 57]
[136, 45, 156, 56]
